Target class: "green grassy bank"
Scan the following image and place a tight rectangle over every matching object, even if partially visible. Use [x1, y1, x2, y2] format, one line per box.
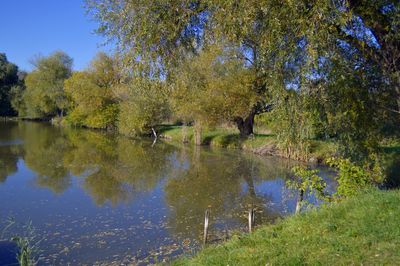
[173, 189, 400, 265]
[159, 125, 337, 162]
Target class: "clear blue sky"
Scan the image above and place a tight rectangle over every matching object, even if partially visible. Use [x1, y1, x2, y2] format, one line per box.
[0, 0, 112, 71]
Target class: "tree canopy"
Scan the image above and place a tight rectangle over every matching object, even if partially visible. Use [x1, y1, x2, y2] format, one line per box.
[84, 0, 399, 160]
[64, 52, 119, 129]
[24, 51, 73, 118]
[0, 53, 20, 116]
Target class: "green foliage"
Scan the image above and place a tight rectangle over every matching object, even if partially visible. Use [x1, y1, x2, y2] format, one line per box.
[319, 55, 384, 161]
[171, 45, 259, 129]
[287, 166, 328, 202]
[85, 0, 339, 76]
[9, 83, 27, 117]
[11, 222, 40, 266]
[117, 78, 170, 136]
[23, 51, 72, 118]
[268, 91, 314, 161]
[327, 157, 385, 198]
[3, 218, 41, 266]
[64, 52, 119, 129]
[86, 1, 343, 137]
[0, 53, 19, 116]
[86, 0, 400, 160]
[84, 104, 119, 129]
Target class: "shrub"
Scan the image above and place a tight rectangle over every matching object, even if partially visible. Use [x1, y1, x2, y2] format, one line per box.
[327, 157, 384, 198]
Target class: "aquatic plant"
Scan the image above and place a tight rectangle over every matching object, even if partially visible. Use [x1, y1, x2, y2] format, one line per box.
[3, 218, 42, 266]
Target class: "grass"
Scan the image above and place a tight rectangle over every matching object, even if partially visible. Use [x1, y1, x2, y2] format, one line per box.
[158, 125, 335, 161]
[159, 125, 243, 148]
[158, 124, 277, 149]
[172, 189, 400, 265]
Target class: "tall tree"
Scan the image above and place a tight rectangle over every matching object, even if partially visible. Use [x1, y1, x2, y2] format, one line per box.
[9, 71, 27, 117]
[24, 51, 73, 118]
[0, 53, 19, 116]
[86, 0, 337, 136]
[64, 52, 119, 129]
[87, 0, 399, 158]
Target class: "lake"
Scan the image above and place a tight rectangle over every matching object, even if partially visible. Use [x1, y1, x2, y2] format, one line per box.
[0, 121, 335, 265]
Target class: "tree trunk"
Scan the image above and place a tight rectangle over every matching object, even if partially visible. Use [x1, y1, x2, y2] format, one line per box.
[234, 110, 255, 137]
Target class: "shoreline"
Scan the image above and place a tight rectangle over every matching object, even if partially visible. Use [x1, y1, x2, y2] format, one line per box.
[157, 125, 337, 165]
[0, 119, 339, 165]
[172, 189, 400, 265]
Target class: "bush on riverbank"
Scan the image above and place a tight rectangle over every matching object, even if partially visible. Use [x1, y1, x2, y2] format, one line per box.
[173, 189, 400, 265]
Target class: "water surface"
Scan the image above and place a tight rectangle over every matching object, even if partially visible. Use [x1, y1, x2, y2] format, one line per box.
[0, 121, 335, 265]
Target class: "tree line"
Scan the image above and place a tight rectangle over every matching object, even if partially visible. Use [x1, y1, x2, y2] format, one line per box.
[0, 0, 399, 166]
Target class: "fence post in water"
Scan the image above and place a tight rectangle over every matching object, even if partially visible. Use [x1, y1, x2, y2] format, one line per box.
[248, 208, 255, 233]
[295, 189, 304, 214]
[203, 209, 210, 246]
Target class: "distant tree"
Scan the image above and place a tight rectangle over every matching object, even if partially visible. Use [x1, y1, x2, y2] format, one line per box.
[24, 51, 72, 118]
[9, 71, 27, 117]
[64, 52, 119, 129]
[117, 77, 170, 137]
[0, 53, 19, 116]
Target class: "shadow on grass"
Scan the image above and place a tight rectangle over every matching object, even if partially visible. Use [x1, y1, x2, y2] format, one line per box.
[157, 124, 181, 134]
[252, 133, 274, 138]
[384, 156, 400, 189]
[203, 133, 241, 147]
[380, 144, 400, 188]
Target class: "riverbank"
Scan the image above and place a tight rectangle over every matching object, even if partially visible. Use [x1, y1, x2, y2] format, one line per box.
[159, 125, 338, 163]
[0, 116, 20, 121]
[172, 189, 400, 265]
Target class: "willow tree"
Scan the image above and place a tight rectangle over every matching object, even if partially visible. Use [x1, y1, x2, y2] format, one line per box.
[342, 0, 400, 114]
[86, 0, 341, 136]
[171, 45, 259, 137]
[86, 0, 399, 159]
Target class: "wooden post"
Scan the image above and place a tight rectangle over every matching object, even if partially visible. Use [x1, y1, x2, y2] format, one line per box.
[203, 209, 210, 245]
[151, 127, 158, 140]
[151, 127, 158, 147]
[295, 189, 304, 214]
[248, 208, 255, 233]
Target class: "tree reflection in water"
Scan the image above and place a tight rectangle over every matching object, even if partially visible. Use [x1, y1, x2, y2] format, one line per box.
[0, 121, 319, 264]
[164, 146, 297, 241]
[0, 122, 24, 183]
